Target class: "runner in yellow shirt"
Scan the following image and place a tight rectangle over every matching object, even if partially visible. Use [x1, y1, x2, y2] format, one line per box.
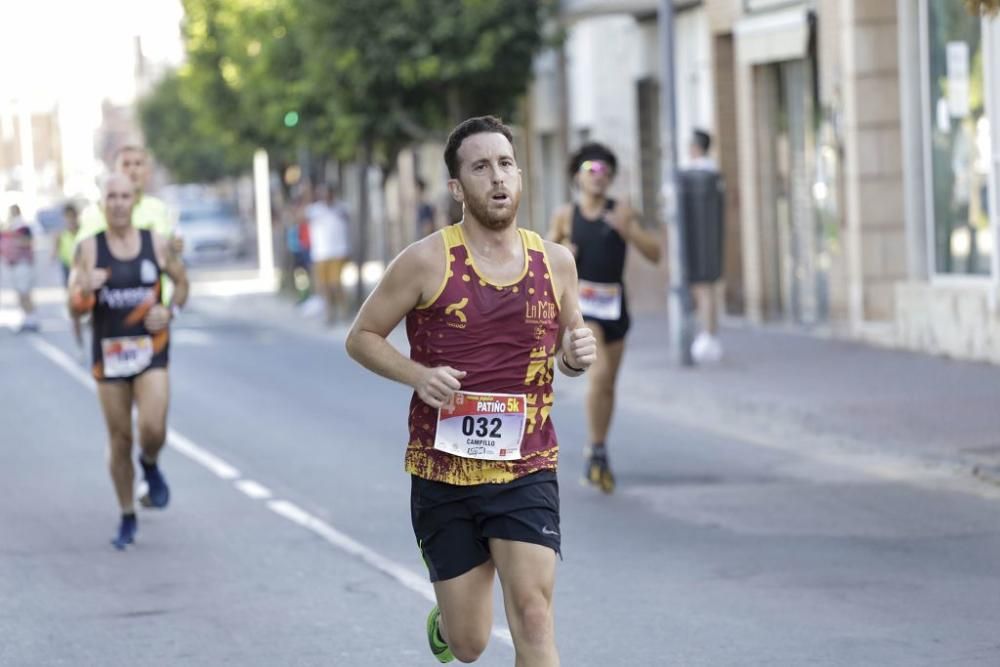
[77, 145, 176, 241]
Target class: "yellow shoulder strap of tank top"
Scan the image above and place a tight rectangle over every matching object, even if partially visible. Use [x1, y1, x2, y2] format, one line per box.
[416, 226, 463, 310]
[441, 224, 464, 250]
[523, 228, 562, 310]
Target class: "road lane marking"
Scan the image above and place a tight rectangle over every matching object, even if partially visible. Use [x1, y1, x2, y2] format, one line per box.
[235, 479, 273, 500]
[31, 337, 243, 481]
[168, 430, 241, 480]
[31, 336, 93, 387]
[29, 336, 515, 650]
[268, 500, 435, 598]
[266, 501, 516, 647]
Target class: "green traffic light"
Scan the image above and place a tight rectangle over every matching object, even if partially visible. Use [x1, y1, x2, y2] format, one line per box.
[284, 111, 300, 128]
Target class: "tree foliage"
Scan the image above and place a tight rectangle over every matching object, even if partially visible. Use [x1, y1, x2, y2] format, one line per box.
[181, 0, 319, 156]
[138, 69, 243, 183]
[966, 0, 1000, 16]
[295, 0, 556, 169]
[142, 0, 555, 181]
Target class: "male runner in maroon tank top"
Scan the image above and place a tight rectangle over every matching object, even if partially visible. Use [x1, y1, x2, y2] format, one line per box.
[69, 174, 189, 550]
[548, 142, 661, 493]
[347, 116, 596, 666]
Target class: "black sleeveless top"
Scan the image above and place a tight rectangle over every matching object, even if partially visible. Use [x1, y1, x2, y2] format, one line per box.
[571, 198, 627, 285]
[91, 229, 169, 380]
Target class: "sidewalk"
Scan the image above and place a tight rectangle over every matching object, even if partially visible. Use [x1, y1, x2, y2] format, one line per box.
[189, 292, 1000, 489]
[622, 313, 1000, 488]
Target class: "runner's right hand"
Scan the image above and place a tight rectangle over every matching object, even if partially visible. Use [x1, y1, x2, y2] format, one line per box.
[415, 366, 467, 409]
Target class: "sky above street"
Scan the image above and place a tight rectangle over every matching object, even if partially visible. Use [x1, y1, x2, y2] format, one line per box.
[0, 0, 184, 108]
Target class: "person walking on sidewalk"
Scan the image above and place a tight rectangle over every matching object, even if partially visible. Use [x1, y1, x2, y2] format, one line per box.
[547, 142, 661, 493]
[305, 184, 351, 324]
[69, 174, 189, 550]
[685, 129, 725, 363]
[347, 115, 596, 665]
[1, 205, 40, 333]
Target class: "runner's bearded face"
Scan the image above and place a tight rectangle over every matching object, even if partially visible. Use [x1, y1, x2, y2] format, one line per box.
[577, 159, 613, 197]
[455, 133, 522, 231]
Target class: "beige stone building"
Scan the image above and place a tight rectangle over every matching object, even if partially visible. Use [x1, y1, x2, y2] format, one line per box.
[705, 0, 1000, 363]
[534, 0, 1000, 364]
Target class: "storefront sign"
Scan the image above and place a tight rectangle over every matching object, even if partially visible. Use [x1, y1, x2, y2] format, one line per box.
[744, 0, 802, 13]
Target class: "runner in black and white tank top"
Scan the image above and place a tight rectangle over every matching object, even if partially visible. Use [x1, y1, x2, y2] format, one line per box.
[570, 197, 630, 343]
[548, 142, 663, 495]
[91, 228, 169, 381]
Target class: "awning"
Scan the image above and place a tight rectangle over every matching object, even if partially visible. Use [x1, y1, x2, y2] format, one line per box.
[559, 0, 699, 21]
[734, 6, 810, 65]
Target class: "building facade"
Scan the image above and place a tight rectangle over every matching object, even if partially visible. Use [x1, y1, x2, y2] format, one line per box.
[894, 1, 1000, 362]
[708, 0, 1000, 362]
[527, 0, 718, 313]
[539, 0, 1000, 364]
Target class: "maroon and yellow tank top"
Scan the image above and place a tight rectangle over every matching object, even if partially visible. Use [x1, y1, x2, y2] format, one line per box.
[405, 224, 561, 485]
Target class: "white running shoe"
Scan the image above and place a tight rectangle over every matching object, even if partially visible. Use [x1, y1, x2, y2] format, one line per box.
[691, 333, 723, 364]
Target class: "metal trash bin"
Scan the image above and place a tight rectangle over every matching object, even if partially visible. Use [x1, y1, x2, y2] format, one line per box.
[678, 169, 725, 284]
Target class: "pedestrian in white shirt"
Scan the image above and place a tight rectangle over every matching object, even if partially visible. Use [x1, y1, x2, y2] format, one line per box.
[306, 184, 351, 324]
[1, 205, 39, 332]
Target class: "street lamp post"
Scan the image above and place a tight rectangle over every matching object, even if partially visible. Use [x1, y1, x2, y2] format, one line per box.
[658, 0, 694, 366]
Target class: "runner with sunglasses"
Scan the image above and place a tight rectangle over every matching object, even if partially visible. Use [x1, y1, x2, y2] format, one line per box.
[547, 142, 661, 493]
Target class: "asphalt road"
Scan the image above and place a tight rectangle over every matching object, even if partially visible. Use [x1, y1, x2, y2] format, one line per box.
[2, 303, 999, 666]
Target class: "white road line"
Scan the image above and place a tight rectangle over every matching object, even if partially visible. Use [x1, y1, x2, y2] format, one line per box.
[30, 337, 94, 389]
[235, 479, 273, 500]
[268, 500, 516, 647]
[30, 336, 515, 650]
[268, 499, 436, 600]
[30, 337, 242, 481]
[168, 430, 241, 480]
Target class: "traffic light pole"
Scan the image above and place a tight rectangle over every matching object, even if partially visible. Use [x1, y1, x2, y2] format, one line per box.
[659, 0, 694, 366]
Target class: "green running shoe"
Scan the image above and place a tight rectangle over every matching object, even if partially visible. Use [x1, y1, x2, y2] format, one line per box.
[427, 605, 455, 663]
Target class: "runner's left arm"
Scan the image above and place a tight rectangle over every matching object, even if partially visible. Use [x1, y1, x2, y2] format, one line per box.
[611, 203, 661, 264]
[547, 242, 597, 376]
[153, 232, 189, 310]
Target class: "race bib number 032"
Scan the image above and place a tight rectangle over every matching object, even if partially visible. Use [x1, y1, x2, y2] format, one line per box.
[434, 391, 527, 461]
[102, 335, 153, 378]
[579, 280, 622, 321]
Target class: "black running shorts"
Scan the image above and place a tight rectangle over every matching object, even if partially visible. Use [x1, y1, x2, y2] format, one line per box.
[585, 308, 631, 344]
[410, 470, 561, 582]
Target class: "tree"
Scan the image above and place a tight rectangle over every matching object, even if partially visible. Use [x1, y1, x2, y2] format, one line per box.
[296, 0, 556, 171]
[172, 0, 555, 303]
[966, 0, 1000, 15]
[289, 0, 554, 305]
[138, 69, 245, 183]
[180, 0, 321, 165]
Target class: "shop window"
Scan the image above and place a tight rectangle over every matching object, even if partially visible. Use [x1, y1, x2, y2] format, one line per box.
[923, 2, 993, 275]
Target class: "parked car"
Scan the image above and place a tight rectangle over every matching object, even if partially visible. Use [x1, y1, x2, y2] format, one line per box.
[177, 201, 249, 264]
